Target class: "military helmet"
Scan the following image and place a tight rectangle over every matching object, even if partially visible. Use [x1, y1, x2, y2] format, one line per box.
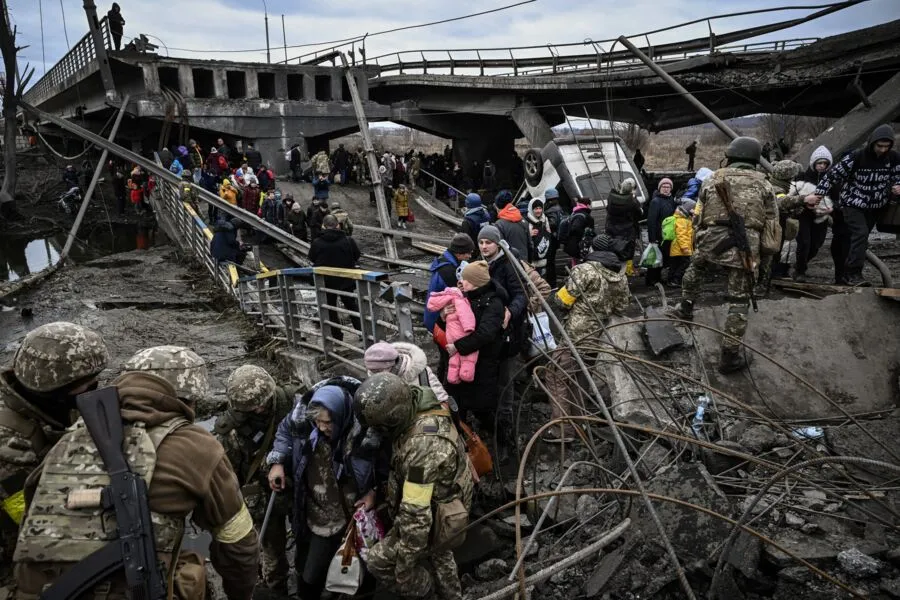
[772, 160, 802, 182]
[354, 372, 414, 434]
[725, 136, 762, 163]
[123, 345, 209, 403]
[181, 169, 193, 178]
[226, 365, 276, 411]
[13, 322, 109, 393]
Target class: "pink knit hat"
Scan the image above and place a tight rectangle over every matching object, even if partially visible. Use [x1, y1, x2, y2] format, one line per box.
[364, 342, 399, 371]
[658, 178, 673, 191]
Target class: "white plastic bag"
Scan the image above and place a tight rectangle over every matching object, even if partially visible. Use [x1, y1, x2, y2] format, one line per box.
[640, 243, 663, 269]
[527, 311, 557, 357]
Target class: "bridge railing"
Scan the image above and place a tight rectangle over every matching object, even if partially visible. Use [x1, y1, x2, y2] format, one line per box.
[370, 36, 819, 78]
[151, 171, 416, 375]
[23, 17, 111, 108]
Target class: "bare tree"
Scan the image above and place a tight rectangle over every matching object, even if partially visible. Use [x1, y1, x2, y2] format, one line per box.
[0, 4, 34, 218]
[615, 122, 649, 151]
[799, 116, 833, 142]
[760, 114, 803, 151]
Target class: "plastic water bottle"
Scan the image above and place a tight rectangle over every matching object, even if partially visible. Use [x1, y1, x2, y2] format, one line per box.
[692, 395, 710, 439]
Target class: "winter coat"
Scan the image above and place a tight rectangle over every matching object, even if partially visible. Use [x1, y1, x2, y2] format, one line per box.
[604, 189, 642, 259]
[814, 125, 900, 210]
[460, 206, 491, 251]
[257, 167, 274, 191]
[205, 153, 222, 177]
[424, 250, 462, 332]
[286, 208, 308, 241]
[563, 204, 595, 258]
[488, 252, 528, 355]
[261, 197, 283, 225]
[526, 199, 552, 268]
[244, 148, 263, 170]
[560, 251, 630, 339]
[647, 191, 677, 244]
[313, 178, 330, 200]
[449, 280, 508, 411]
[289, 147, 302, 168]
[394, 188, 410, 217]
[242, 187, 262, 213]
[266, 377, 379, 540]
[426, 288, 478, 384]
[309, 228, 361, 290]
[308, 207, 330, 240]
[495, 204, 530, 261]
[210, 219, 241, 263]
[682, 168, 714, 201]
[544, 202, 565, 237]
[523, 261, 552, 315]
[669, 213, 694, 257]
[159, 148, 172, 168]
[168, 159, 183, 177]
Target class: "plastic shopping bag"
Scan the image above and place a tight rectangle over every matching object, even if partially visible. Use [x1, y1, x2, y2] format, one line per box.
[640, 243, 663, 269]
[527, 311, 557, 358]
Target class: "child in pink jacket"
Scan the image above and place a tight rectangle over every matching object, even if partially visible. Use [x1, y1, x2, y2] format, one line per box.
[426, 287, 478, 383]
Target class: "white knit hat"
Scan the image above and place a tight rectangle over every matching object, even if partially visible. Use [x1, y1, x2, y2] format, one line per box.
[809, 145, 833, 170]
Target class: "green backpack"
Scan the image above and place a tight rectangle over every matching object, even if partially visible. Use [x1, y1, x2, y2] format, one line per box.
[661, 215, 677, 242]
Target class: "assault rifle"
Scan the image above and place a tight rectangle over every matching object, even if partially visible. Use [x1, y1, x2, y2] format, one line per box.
[713, 181, 758, 313]
[42, 387, 166, 600]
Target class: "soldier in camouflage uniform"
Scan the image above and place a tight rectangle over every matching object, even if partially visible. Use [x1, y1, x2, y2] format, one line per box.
[14, 345, 259, 600]
[355, 373, 473, 600]
[214, 365, 294, 592]
[757, 160, 803, 290]
[542, 234, 630, 442]
[674, 137, 778, 373]
[0, 322, 108, 564]
[329, 201, 355, 236]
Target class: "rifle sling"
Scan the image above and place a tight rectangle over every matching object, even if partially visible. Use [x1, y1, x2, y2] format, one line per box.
[40, 541, 124, 600]
[243, 410, 278, 485]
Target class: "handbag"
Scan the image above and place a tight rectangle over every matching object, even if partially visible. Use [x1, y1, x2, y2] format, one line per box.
[325, 521, 363, 594]
[457, 418, 493, 478]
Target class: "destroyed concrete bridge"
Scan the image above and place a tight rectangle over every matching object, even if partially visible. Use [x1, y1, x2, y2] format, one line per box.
[23, 2, 900, 174]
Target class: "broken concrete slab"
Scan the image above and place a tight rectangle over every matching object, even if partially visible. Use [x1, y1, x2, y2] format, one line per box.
[692, 293, 900, 420]
[643, 306, 685, 356]
[632, 463, 732, 563]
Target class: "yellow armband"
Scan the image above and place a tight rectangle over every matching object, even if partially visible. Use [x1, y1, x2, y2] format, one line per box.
[213, 503, 253, 543]
[402, 480, 434, 507]
[2, 489, 25, 525]
[556, 286, 577, 308]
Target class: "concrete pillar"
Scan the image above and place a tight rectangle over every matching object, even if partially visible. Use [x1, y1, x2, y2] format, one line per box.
[177, 65, 195, 98]
[330, 71, 342, 102]
[213, 69, 228, 98]
[246, 71, 260, 99]
[274, 73, 288, 99]
[355, 71, 369, 102]
[142, 65, 161, 94]
[302, 73, 315, 100]
[511, 101, 554, 148]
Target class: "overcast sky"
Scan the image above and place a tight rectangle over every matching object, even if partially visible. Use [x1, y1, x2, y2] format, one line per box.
[7, 0, 899, 78]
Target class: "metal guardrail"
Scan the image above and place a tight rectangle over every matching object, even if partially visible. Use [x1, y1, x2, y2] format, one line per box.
[370, 36, 819, 78]
[23, 17, 111, 108]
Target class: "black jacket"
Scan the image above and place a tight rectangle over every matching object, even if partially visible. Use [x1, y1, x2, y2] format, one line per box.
[647, 191, 676, 244]
[245, 148, 263, 170]
[309, 228, 360, 289]
[605, 190, 642, 243]
[308, 207, 329, 240]
[488, 253, 528, 355]
[563, 206, 594, 258]
[451, 280, 508, 411]
[815, 125, 900, 210]
[210, 219, 241, 263]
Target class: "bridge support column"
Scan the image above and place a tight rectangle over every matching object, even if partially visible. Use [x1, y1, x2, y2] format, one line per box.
[302, 74, 315, 100]
[275, 73, 288, 99]
[178, 65, 195, 98]
[511, 101, 553, 148]
[355, 72, 369, 101]
[330, 72, 342, 101]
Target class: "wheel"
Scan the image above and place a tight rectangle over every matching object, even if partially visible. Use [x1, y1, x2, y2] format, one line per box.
[523, 148, 544, 187]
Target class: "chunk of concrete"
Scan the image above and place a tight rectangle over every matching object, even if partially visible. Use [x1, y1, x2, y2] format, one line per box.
[475, 558, 509, 581]
[837, 548, 881, 578]
[643, 306, 685, 356]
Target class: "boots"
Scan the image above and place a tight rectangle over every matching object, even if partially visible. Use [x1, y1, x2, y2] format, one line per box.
[718, 347, 749, 374]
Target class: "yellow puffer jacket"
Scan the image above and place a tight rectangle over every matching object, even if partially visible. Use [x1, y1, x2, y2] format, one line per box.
[669, 213, 694, 257]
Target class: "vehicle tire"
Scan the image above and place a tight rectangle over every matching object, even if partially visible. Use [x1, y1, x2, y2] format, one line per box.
[523, 148, 543, 187]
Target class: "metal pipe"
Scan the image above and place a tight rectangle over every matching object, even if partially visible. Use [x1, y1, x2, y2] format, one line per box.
[262, 0, 270, 63]
[281, 14, 287, 63]
[61, 94, 130, 259]
[617, 35, 773, 173]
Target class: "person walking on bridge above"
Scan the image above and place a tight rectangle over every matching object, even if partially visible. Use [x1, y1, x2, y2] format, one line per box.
[806, 124, 900, 286]
[106, 3, 125, 50]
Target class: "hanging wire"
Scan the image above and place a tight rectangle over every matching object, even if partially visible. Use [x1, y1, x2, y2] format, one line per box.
[39, 0, 46, 76]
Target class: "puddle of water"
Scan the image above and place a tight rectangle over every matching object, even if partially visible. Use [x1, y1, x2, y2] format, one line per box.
[2, 223, 169, 282]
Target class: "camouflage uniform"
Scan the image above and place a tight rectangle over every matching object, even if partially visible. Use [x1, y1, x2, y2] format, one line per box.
[14, 345, 259, 600]
[0, 322, 108, 563]
[681, 165, 778, 352]
[544, 246, 630, 436]
[356, 374, 473, 600]
[329, 203, 354, 236]
[215, 365, 295, 590]
[757, 160, 802, 288]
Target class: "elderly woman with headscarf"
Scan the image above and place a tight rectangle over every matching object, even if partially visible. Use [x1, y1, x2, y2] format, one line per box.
[265, 376, 379, 600]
